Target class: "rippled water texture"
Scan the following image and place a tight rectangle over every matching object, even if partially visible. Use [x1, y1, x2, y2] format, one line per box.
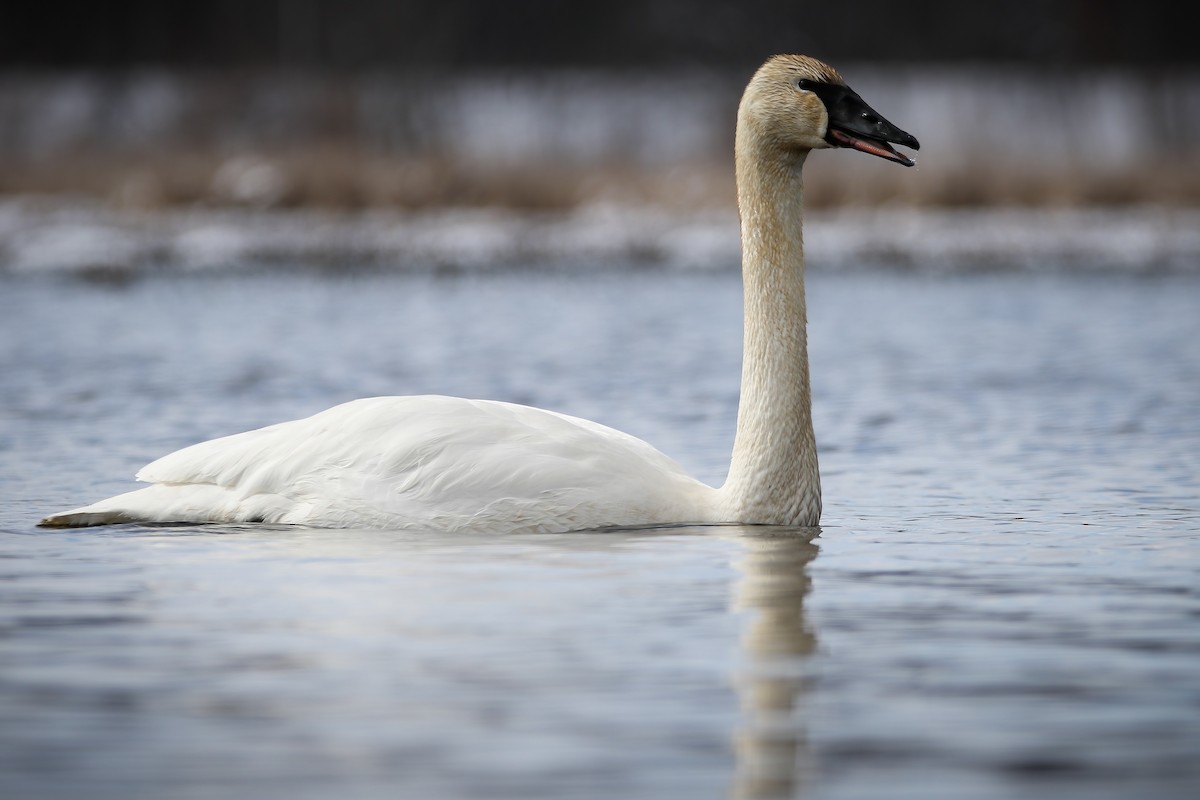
[2, 269, 1199, 799]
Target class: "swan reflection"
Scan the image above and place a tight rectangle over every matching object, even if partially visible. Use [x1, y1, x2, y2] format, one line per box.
[729, 527, 821, 799]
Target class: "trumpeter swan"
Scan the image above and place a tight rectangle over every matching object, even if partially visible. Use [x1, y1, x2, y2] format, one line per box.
[40, 55, 918, 532]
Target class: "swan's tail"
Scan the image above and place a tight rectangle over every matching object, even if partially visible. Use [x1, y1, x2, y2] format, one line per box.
[38, 486, 173, 528]
[38, 484, 257, 528]
[38, 508, 143, 528]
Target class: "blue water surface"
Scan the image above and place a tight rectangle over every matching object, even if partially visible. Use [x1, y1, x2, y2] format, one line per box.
[1, 267, 1198, 799]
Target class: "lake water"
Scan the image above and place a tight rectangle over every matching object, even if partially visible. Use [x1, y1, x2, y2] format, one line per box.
[2, 266, 1198, 799]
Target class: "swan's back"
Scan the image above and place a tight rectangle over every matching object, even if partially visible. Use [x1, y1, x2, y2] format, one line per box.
[42, 396, 717, 532]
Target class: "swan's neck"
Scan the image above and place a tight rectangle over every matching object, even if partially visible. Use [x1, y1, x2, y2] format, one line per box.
[719, 129, 821, 526]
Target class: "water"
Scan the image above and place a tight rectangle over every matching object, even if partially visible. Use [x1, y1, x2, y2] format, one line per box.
[2, 267, 1198, 799]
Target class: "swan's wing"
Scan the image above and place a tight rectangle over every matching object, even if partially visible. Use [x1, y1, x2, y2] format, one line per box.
[43, 396, 713, 530]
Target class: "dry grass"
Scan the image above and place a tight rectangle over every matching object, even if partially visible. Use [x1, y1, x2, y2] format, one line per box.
[3, 146, 1198, 212]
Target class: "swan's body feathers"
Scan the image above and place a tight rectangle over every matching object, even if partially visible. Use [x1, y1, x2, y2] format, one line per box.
[42, 396, 717, 532]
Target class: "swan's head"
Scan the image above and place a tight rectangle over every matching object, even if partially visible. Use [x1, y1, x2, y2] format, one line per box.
[740, 54, 920, 167]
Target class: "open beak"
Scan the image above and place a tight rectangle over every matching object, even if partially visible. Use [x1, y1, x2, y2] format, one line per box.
[810, 82, 920, 167]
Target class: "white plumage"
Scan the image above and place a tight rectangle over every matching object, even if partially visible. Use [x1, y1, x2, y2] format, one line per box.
[53, 396, 716, 532]
[40, 54, 917, 532]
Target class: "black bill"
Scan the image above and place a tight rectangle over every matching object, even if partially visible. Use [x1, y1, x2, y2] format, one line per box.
[807, 82, 920, 167]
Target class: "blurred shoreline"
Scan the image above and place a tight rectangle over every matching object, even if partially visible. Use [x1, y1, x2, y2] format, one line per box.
[4, 197, 1197, 278]
[3, 65, 1198, 277]
[3, 65, 1200, 211]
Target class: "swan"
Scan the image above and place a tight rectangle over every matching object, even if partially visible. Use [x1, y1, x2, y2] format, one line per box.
[39, 55, 918, 533]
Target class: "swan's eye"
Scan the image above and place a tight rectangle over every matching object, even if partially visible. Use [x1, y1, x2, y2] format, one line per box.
[796, 79, 813, 91]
